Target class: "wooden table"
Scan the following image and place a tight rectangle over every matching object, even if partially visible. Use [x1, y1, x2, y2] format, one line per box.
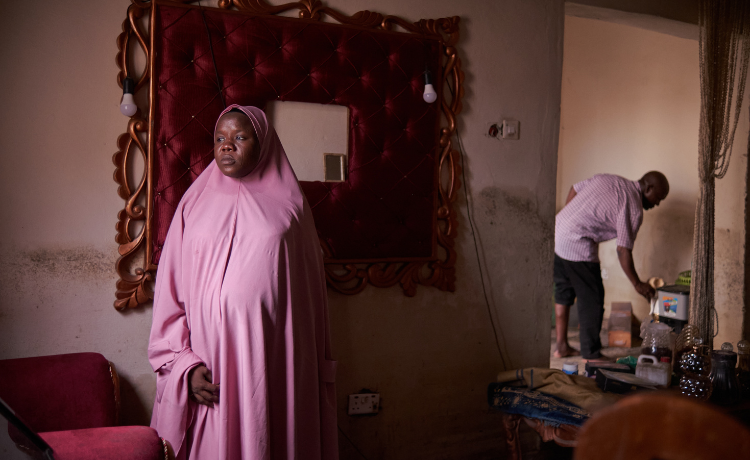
[500, 392, 750, 460]
[501, 412, 579, 460]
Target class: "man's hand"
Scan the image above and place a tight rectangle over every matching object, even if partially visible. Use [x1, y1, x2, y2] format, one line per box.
[617, 246, 654, 300]
[634, 281, 655, 300]
[188, 365, 219, 407]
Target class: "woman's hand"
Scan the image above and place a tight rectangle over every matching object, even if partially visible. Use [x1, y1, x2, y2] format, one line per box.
[188, 365, 219, 407]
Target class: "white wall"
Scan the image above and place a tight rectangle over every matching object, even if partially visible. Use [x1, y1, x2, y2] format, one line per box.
[558, 15, 747, 345]
[0, 1, 564, 458]
[266, 101, 349, 182]
[714, 78, 749, 347]
[558, 16, 700, 320]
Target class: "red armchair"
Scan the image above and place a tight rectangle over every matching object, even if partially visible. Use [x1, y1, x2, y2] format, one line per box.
[0, 353, 172, 460]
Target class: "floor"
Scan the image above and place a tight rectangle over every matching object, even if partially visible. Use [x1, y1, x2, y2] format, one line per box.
[549, 326, 642, 373]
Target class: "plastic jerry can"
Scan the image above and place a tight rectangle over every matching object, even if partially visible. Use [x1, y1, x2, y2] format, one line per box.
[636, 354, 671, 387]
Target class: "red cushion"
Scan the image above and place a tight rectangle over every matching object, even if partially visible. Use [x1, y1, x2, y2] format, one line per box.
[152, 4, 441, 263]
[40, 426, 165, 460]
[0, 353, 117, 437]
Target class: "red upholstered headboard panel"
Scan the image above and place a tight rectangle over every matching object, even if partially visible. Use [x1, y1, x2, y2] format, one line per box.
[113, 0, 463, 308]
[152, 4, 440, 263]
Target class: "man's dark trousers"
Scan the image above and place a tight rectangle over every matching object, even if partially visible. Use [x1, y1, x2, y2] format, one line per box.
[553, 254, 606, 359]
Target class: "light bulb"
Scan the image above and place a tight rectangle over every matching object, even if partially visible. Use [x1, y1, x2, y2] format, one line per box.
[120, 93, 137, 117]
[423, 84, 437, 103]
[120, 77, 137, 117]
[423, 69, 437, 103]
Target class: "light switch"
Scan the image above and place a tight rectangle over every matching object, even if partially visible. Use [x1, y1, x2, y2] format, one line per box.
[502, 119, 519, 140]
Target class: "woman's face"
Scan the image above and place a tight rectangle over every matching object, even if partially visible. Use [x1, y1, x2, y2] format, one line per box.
[214, 112, 260, 178]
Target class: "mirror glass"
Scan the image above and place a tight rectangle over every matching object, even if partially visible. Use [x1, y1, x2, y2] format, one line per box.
[265, 101, 349, 182]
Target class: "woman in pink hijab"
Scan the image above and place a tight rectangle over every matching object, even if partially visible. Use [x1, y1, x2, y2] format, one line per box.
[148, 105, 338, 460]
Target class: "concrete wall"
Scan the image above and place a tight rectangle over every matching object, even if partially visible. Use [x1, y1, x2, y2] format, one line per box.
[714, 79, 749, 347]
[558, 15, 748, 344]
[0, 1, 158, 454]
[558, 16, 700, 321]
[0, 1, 564, 458]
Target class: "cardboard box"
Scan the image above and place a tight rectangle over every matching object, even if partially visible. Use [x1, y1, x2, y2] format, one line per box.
[609, 330, 632, 348]
[608, 302, 632, 347]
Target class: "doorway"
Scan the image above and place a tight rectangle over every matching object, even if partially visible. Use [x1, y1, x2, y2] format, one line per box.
[551, 14, 704, 368]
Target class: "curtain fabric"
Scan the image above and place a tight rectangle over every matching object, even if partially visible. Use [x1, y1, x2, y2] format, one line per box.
[691, 0, 750, 348]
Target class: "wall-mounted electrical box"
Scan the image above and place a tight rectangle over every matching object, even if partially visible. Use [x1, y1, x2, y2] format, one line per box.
[347, 393, 380, 415]
[485, 119, 520, 141]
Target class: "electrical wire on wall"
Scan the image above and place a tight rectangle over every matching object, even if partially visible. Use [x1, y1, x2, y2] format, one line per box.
[338, 426, 370, 460]
[446, 79, 512, 371]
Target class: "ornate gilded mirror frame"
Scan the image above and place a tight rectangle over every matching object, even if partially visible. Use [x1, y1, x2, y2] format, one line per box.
[113, 0, 464, 309]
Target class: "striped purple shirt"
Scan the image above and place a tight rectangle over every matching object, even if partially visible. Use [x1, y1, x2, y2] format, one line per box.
[555, 174, 643, 262]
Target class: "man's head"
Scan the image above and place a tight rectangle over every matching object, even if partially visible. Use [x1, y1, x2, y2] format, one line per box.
[639, 171, 669, 210]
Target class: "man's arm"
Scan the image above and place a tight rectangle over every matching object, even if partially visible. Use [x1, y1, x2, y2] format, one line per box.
[565, 186, 577, 205]
[616, 245, 654, 299]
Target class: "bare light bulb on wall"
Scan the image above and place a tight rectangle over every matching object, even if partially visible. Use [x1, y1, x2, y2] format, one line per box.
[120, 77, 137, 117]
[423, 69, 437, 103]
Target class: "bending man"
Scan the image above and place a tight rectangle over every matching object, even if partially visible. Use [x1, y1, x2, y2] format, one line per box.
[553, 171, 669, 360]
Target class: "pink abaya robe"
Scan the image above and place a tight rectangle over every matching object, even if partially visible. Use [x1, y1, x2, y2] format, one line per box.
[148, 105, 338, 460]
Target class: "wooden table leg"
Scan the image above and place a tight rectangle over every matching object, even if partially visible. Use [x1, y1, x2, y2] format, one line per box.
[502, 413, 523, 460]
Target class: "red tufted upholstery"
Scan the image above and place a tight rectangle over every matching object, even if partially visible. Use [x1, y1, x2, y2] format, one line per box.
[152, 4, 441, 263]
[40, 426, 167, 460]
[0, 353, 117, 438]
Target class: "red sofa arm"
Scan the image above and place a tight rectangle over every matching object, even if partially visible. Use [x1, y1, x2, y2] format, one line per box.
[40, 426, 173, 460]
[0, 353, 119, 435]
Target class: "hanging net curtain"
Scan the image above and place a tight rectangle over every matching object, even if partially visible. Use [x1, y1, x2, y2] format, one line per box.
[691, 0, 750, 348]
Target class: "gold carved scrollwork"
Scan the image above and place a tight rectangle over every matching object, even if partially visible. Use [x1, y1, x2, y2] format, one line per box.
[113, 0, 464, 308]
[113, 0, 153, 310]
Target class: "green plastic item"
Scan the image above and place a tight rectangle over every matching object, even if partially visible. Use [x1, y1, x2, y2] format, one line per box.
[616, 355, 638, 370]
[675, 270, 691, 286]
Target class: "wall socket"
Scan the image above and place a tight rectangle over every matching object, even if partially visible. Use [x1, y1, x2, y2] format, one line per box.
[348, 393, 380, 415]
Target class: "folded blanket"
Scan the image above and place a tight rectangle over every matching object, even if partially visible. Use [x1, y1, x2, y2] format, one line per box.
[496, 368, 621, 414]
[488, 384, 589, 427]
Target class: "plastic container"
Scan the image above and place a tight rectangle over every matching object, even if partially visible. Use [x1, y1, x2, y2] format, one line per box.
[636, 354, 671, 387]
[641, 321, 673, 363]
[562, 362, 578, 375]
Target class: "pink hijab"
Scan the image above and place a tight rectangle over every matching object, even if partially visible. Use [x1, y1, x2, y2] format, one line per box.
[148, 105, 337, 460]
